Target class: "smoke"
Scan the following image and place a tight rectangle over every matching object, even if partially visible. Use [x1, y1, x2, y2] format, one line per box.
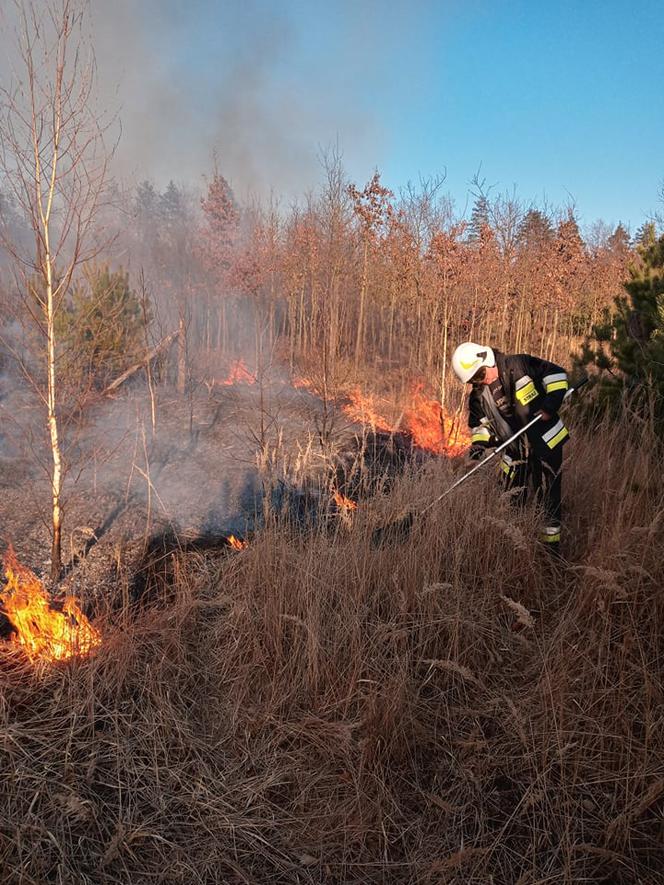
[0, 0, 441, 203]
[0, 0, 417, 536]
[90, 0, 384, 201]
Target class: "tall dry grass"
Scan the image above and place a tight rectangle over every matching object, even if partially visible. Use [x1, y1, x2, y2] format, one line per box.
[1, 410, 663, 884]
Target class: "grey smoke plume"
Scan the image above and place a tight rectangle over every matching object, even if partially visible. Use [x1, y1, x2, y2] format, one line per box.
[90, 0, 383, 200]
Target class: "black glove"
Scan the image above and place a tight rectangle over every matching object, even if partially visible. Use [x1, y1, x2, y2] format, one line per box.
[468, 444, 486, 461]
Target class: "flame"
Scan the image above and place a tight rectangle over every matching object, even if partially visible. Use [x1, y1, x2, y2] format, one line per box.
[221, 360, 256, 386]
[342, 387, 395, 433]
[1, 547, 101, 663]
[291, 372, 470, 455]
[402, 385, 471, 456]
[342, 383, 470, 456]
[332, 490, 358, 511]
[226, 535, 248, 550]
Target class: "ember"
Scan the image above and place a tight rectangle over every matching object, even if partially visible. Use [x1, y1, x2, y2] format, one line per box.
[221, 359, 256, 386]
[1, 547, 101, 663]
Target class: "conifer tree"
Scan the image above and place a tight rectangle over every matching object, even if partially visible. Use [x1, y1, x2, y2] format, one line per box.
[581, 231, 664, 419]
[608, 223, 631, 254]
[200, 171, 239, 279]
[467, 195, 490, 243]
[517, 209, 554, 251]
[57, 265, 147, 388]
[634, 220, 657, 248]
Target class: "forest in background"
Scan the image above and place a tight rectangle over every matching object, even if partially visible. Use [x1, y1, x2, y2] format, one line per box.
[1, 154, 647, 411]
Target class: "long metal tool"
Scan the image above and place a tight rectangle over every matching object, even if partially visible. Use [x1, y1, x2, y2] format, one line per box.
[371, 376, 587, 545]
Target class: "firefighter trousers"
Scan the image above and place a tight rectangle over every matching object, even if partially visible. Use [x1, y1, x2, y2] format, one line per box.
[505, 445, 563, 547]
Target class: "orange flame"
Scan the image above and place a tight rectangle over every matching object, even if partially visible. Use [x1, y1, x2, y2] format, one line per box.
[403, 385, 471, 456]
[332, 490, 358, 511]
[291, 373, 470, 455]
[226, 535, 248, 550]
[1, 548, 101, 663]
[342, 383, 470, 456]
[342, 387, 395, 433]
[221, 360, 256, 386]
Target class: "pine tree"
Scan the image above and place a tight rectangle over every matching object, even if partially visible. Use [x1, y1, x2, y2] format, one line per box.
[159, 181, 184, 232]
[555, 211, 585, 264]
[467, 195, 490, 243]
[135, 180, 157, 218]
[133, 180, 159, 254]
[608, 222, 631, 254]
[634, 220, 657, 248]
[56, 265, 147, 389]
[517, 209, 554, 251]
[580, 232, 664, 419]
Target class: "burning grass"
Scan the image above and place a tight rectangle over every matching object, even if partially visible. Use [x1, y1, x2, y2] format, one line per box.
[341, 383, 471, 457]
[0, 410, 663, 882]
[1, 546, 101, 663]
[220, 358, 256, 386]
[293, 368, 471, 458]
[331, 489, 358, 511]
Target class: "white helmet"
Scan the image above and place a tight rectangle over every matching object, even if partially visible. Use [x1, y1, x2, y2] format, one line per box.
[451, 342, 496, 383]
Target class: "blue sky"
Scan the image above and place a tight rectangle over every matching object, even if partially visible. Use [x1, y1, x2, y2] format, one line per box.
[93, 0, 664, 230]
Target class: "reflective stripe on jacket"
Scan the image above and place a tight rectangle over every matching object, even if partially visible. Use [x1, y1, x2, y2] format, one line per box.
[467, 351, 570, 457]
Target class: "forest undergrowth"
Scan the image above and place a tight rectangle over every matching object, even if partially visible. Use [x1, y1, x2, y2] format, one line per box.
[1, 408, 663, 884]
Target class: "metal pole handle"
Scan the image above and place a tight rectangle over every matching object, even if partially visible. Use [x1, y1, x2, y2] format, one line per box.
[419, 377, 588, 515]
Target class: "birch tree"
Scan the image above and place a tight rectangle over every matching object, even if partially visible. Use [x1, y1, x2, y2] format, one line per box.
[0, 0, 111, 579]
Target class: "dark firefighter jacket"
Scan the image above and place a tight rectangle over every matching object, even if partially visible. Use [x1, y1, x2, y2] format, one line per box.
[468, 351, 570, 459]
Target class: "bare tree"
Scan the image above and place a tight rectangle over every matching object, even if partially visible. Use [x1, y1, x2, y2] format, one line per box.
[317, 145, 351, 375]
[347, 172, 392, 369]
[0, 0, 112, 579]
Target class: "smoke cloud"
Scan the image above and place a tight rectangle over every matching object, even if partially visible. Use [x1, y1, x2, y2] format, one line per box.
[90, 0, 384, 200]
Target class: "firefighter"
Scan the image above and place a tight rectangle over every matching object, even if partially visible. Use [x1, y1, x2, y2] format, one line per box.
[451, 342, 570, 553]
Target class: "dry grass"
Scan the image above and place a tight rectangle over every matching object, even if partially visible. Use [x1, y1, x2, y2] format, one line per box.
[1, 410, 663, 884]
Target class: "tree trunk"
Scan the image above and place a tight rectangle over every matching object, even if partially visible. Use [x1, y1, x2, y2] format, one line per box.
[46, 267, 63, 581]
[440, 292, 449, 413]
[549, 307, 559, 361]
[298, 281, 306, 355]
[102, 330, 179, 395]
[177, 310, 187, 393]
[354, 239, 369, 369]
[41, 137, 63, 580]
[388, 282, 395, 364]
